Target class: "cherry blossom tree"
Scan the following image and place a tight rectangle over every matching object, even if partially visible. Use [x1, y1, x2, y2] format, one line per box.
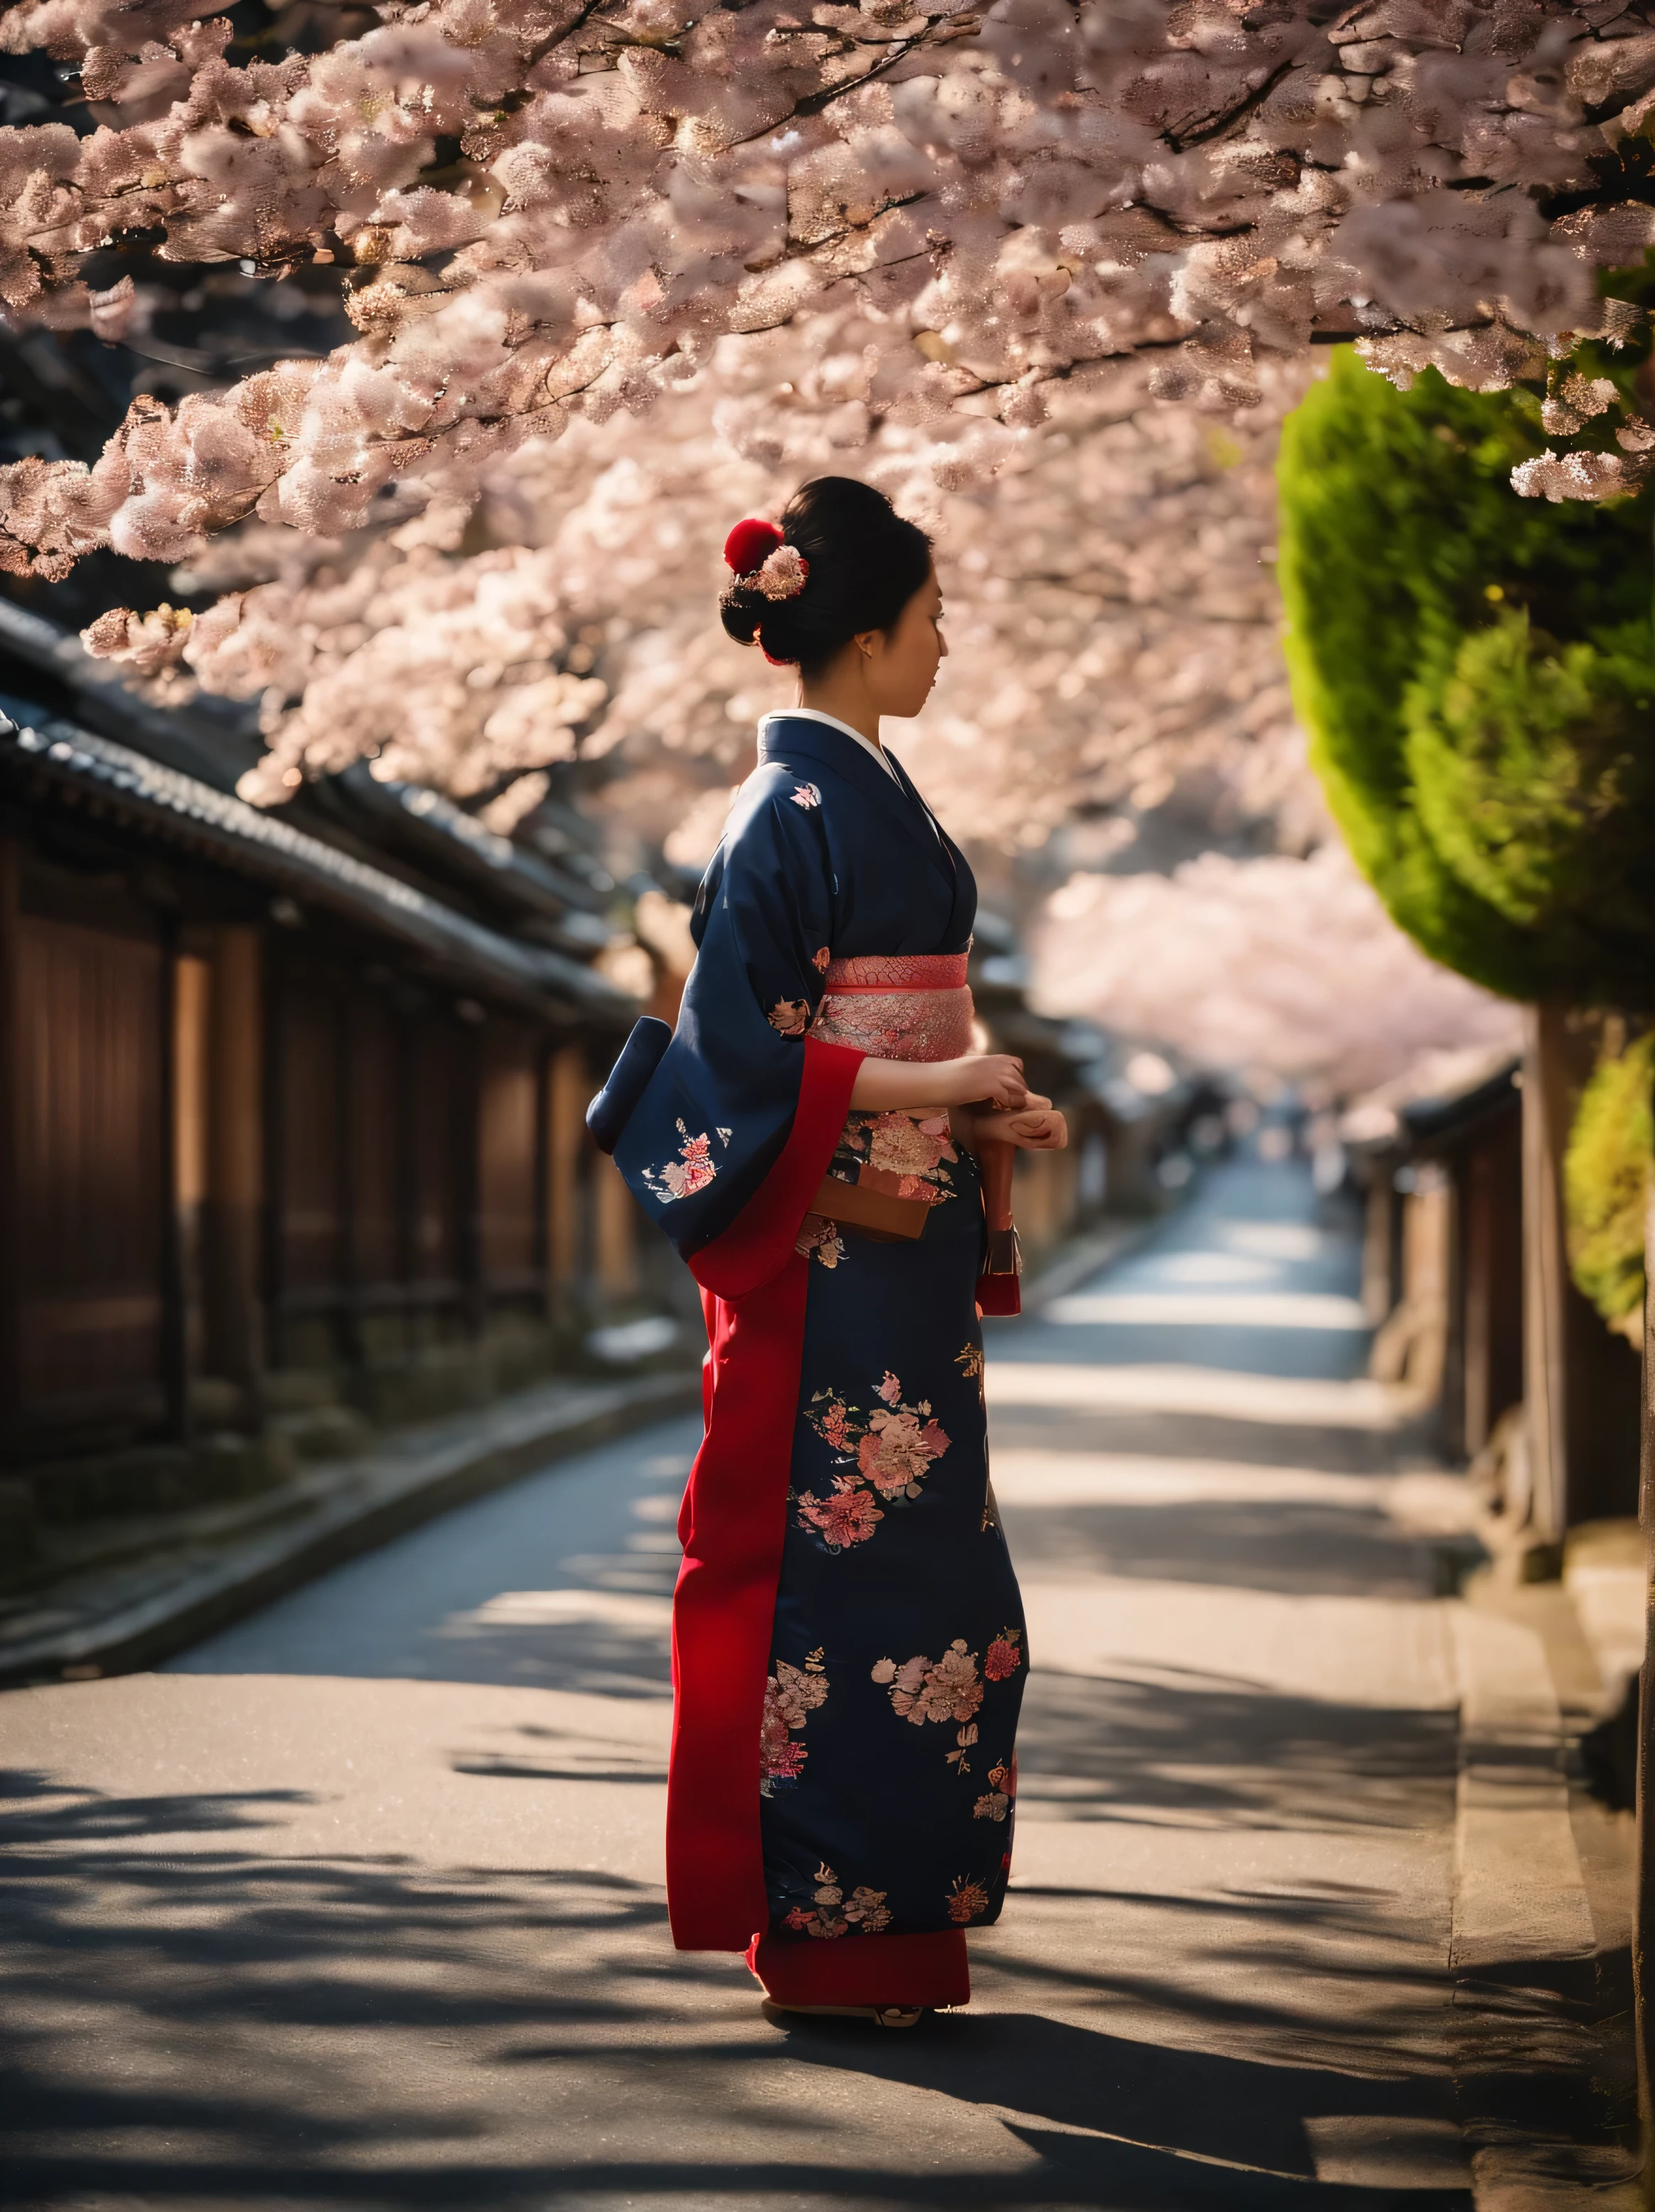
[0, 0, 1630, 1102]
[74, 332, 1304, 885]
[1032, 839, 1524, 1097]
[4, 0, 1655, 586]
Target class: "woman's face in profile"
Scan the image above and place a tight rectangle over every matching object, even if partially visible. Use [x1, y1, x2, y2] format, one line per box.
[868, 566, 947, 719]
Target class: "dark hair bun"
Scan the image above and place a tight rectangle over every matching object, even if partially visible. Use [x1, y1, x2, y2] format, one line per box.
[719, 476, 932, 676]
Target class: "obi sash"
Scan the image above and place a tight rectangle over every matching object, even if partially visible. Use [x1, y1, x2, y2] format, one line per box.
[805, 953, 1020, 1311]
[808, 952, 974, 1063]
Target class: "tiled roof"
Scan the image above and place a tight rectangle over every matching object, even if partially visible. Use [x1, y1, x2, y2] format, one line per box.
[0, 702, 637, 1028]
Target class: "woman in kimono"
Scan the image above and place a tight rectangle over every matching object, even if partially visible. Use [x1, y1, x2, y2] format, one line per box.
[607, 478, 1066, 2026]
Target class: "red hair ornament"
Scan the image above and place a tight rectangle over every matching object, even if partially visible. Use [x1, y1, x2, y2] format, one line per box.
[723, 516, 810, 665]
[724, 517, 783, 575]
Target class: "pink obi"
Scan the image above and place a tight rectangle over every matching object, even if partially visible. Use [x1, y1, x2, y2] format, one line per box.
[808, 952, 973, 1064]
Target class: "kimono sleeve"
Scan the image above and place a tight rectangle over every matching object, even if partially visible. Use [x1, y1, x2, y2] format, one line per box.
[614, 775, 859, 1264]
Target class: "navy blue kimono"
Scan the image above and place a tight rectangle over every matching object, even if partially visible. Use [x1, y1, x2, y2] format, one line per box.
[616, 713, 1026, 2007]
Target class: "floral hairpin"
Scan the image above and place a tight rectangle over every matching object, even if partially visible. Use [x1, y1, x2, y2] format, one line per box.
[723, 516, 809, 601]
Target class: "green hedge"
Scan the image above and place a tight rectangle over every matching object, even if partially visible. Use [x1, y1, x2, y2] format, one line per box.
[1565, 1030, 1654, 1333]
[1277, 350, 1655, 1006]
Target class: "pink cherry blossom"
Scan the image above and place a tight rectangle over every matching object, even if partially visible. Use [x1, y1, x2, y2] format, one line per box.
[0, 0, 1649, 603]
[1033, 844, 1523, 1099]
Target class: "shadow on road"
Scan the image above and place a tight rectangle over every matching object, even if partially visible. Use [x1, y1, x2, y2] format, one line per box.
[4, 1156, 1627, 2205]
[0, 1769, 1484, 2208]
[1014, 1667, 1458, 1832]
[1005, 1494, 1449, 1598]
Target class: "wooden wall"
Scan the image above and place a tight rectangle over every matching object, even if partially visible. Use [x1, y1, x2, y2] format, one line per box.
[259, 953, 584, 1369]
[15, 912, 170, 1423]
[1, 850, 173, 1453]
[0, 834, 628, 1469]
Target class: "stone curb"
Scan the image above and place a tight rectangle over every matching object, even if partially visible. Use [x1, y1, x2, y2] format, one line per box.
[1448, 1601, 1640, 2208]
[0, 1370, 702, 1690]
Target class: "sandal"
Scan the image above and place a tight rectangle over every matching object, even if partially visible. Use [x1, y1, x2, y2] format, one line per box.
[761, 1999, 925, 2029]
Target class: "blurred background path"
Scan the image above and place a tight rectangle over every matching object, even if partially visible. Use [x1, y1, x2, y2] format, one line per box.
[1, 1149, 1632, 2208]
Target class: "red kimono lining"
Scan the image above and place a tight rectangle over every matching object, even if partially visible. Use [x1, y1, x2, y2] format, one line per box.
[747, 1928, 970, 2009]
[667, 1035, 994, 2005]
[668, 1036, 864, 1954]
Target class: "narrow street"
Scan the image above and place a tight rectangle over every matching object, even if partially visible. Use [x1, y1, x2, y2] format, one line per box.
[0, 1154, 1615, 2208]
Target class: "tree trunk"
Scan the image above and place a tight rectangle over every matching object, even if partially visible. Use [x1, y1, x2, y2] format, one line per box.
[1524, 1004, 1575, 1557]
[1635, 1183, 1654, 2195]
[1523, 1003, 1642, 1561]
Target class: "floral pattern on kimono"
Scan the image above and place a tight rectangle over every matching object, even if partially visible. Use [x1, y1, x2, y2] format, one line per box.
[760, 1648, 828, 1795]
[974, 1761, 1014, 1823]
[823, 1109, 960, 1208]
[783, 1863, 894, 1938]
[641, 1122, 727, 1205]
[947, 1877, 992, 1926]
[872, 1640, 985, 1777]
[795, 1216, 847, 1269]
[872, 1641, 984, 1727]
[795, 1370, 951, 1552]
[952, 1342, 999, 1525]
[872, 1631, 1023, 1781]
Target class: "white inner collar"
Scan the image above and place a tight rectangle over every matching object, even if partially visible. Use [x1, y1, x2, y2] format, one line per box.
[760, 707, 900, 783]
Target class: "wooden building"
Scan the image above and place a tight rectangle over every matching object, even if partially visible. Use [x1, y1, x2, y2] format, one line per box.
[0, 601, 641, 1522]
[1344, 1035, 1641, 1549]
[0, 597, 1179, 1542]
[1351, 1056, 1526, 1464]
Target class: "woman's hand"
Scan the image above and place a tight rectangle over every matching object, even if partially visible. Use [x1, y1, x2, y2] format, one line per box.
[959, 1105, 1068, 1151]
[850, 1053, 1034, 1112]
[938, 1055, 1035, 1108]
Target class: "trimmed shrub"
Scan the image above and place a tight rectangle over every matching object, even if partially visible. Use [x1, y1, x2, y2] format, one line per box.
[1277, 349, 1655, 1006]
[1565, 1030, 1655, 1337]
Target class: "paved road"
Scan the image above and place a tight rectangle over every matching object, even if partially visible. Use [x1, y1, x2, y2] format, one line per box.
[0, 1156, 1598, 2207]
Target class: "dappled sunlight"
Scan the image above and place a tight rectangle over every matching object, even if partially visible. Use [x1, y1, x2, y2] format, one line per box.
[1044, 1289, 1371, 1331]
[985, 1363, 1410, 1434]
[0, 1769, 1478, 2207]
[2, 1151, 1622, 2205]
